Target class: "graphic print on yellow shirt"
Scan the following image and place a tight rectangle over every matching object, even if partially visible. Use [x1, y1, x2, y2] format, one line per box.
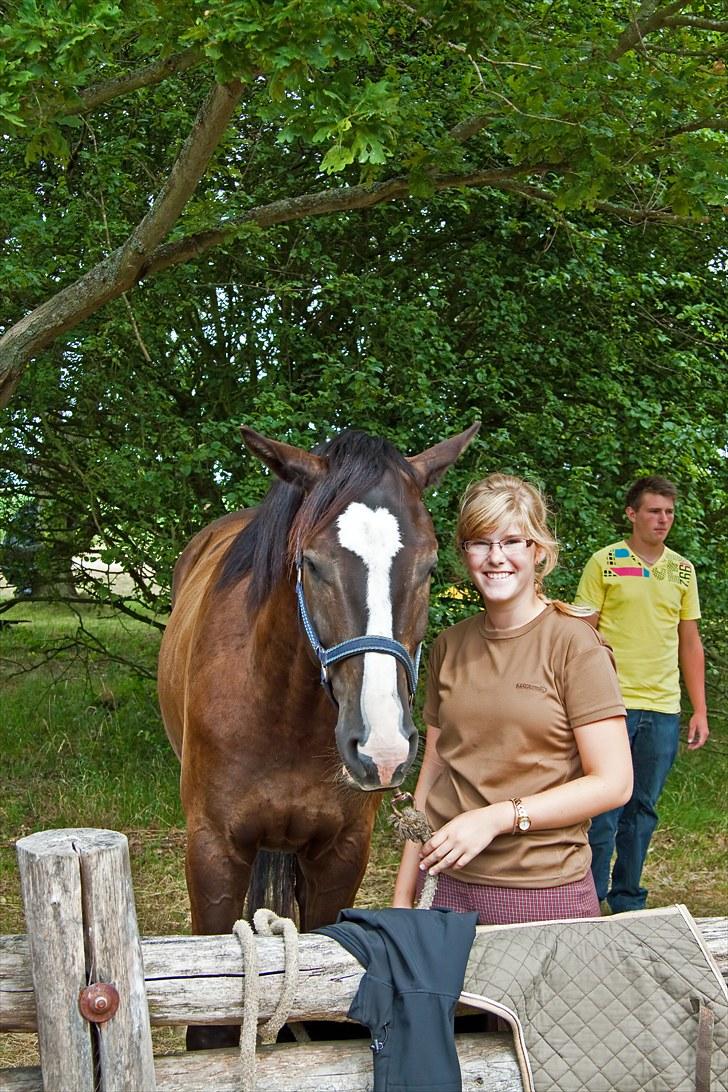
[602, 544, 694, 587]
[574, 541, 700, 714]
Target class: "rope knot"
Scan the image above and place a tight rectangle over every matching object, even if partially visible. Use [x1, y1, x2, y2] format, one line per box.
[388, 791, 439, 910]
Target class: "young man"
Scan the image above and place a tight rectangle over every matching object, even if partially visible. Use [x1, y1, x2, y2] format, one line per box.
[574, 476, 709, 913]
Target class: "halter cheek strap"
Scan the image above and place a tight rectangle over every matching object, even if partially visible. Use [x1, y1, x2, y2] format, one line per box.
[295, 558, 422, 701]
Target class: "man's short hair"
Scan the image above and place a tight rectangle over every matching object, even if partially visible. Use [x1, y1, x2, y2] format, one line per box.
[625, 476, 678, 510]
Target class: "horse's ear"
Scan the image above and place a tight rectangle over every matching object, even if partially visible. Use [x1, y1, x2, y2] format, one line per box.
[407, 421, 481, 491]
[240, 426, 327, 490]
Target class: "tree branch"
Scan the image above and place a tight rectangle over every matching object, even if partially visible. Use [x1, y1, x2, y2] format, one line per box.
[610, 0, 693, 60]
[73, 48, 205, 114]
[448, 115, 494, 143]
[666, 116, 728, 136]
[3, 151, 702, 406]
[142, 164, 565, 274]
[644, 43, 726, 57]
[0, 78, 243, 408]
[662, 16, 728, 31]
[493, 179, 700, 224]
[0, 593, 166, 633]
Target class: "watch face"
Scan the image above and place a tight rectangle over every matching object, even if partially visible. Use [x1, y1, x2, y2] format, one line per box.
[518, 817, 531, 831]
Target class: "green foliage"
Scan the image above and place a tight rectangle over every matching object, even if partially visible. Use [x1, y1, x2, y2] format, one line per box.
[4, 185, 725, 629]
[2, 0, 726, 199]
[0, 0, 726, 632]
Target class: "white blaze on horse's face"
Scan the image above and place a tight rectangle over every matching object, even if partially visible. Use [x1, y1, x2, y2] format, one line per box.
[336, 502, 411, 785]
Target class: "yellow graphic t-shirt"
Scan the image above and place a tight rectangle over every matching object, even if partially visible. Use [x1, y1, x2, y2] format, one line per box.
[574, 541, 701, 713]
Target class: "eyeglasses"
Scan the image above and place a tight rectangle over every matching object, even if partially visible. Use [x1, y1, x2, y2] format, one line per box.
[460, 537, 534, 559]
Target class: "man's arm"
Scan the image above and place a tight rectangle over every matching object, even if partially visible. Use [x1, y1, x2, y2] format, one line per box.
[678, 618, 709, 749]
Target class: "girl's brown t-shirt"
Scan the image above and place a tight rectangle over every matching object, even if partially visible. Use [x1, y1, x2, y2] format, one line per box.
[423, 604, 626, 888]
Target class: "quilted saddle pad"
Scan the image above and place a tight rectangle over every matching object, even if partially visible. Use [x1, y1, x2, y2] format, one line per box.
[460, 905, 727, 1092]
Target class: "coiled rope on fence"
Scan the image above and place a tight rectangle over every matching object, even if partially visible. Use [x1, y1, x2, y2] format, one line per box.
[233, 908, 301, 1091]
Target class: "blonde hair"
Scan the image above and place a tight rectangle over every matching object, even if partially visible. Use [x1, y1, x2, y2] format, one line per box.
[456, 473, 559, 594]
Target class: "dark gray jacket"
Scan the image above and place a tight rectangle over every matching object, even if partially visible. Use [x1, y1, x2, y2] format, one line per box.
[317, 907, 477, 1091]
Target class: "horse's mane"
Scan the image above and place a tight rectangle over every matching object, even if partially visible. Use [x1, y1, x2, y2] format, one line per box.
[218, 430, 417, 614]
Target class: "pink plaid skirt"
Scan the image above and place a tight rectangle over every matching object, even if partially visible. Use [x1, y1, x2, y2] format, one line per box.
[419, 869, 600, 924]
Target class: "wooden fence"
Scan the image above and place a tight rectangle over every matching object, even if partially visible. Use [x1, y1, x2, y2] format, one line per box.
[1, 828, 726, 1092]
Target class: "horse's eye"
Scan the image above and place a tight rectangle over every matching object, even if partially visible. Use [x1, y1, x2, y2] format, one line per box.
[423, 559, 437, 580]
[303, 555, 319, 577]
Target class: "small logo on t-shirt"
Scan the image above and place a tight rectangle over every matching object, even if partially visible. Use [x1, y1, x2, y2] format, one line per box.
[516, 682, 547, 693]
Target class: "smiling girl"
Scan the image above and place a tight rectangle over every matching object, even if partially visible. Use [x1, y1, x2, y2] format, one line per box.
[393, 474, 633, 923]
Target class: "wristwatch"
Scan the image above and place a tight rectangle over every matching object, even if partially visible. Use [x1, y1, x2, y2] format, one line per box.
[511, 798, 531, 833]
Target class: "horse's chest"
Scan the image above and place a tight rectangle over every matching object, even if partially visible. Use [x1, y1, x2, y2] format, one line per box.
[232, 784, 369, 851]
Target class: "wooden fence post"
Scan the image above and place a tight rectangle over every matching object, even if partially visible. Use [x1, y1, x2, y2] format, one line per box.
[16, 828, 156, 1092]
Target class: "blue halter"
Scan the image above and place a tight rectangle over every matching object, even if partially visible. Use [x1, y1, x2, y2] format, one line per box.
[295, 556, 422, 701]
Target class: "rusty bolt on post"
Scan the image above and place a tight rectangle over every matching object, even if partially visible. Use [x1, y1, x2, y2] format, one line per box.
[79, 982, 120, 1023]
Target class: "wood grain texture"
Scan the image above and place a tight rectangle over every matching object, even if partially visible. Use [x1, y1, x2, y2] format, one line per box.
[4, 829, 727, 1092]
[16, 830, 95, 1092]
[0, 1032, 524, 1092]
[16, 829, 156, 1092]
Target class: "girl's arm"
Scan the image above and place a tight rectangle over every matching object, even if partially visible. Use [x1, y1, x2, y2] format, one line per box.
[419, 715, 632, 875]
[392, 723, 445, 907]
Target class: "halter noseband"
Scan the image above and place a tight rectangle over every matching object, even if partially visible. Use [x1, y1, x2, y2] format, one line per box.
[295, 556, 422, 702]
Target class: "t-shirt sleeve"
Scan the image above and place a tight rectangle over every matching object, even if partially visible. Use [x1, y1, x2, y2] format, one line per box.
[563, 639, 626, 728]
[422, 635, 446, 728]
[573, 554, 605, 614]
[680, 565, 701, 620]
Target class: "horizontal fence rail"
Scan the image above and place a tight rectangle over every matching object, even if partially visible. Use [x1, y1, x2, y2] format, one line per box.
[3, 919, 727, 1034]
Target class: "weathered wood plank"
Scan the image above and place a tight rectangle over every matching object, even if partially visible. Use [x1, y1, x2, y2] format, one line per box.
[16, 829, 96, 1092]
[0, 935, 36, 1031]
[695, 917, 728, 974]
[76, 829, 157, 1092]
[142, 932, 364, 1025]
[2, 917, 725, 1031]
[16, 830, 156, 1092]
[0, 1032, 524, 1092]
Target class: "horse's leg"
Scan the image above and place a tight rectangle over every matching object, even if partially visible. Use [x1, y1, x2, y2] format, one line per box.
[290, 822, 376, 1043]
[184, 824, 253, 1050]
[295, 820, 375, 931]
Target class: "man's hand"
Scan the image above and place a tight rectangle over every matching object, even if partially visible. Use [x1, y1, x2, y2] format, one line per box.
[687, 711, 709, 750]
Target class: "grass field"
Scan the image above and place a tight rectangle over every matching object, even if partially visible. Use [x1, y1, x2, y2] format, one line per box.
[1, 601, 726, 1066]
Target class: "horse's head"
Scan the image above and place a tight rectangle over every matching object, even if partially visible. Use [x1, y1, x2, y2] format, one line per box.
[240, 424, 480, 791]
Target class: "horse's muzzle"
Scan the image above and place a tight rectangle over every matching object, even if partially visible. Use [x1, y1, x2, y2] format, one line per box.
[341, 750, 412, 791]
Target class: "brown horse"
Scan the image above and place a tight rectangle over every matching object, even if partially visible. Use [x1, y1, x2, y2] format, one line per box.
[158, 423, 478, 1047]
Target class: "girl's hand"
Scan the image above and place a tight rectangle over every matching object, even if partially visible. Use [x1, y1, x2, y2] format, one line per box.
[419, 807, 501, 875]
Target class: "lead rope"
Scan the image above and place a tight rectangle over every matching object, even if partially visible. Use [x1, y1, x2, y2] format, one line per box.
[389, 791, 438, 909]
[233, 909, 301, 1092]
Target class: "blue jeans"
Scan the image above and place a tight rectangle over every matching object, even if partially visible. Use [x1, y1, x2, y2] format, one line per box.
[589, 709, 681, 913]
